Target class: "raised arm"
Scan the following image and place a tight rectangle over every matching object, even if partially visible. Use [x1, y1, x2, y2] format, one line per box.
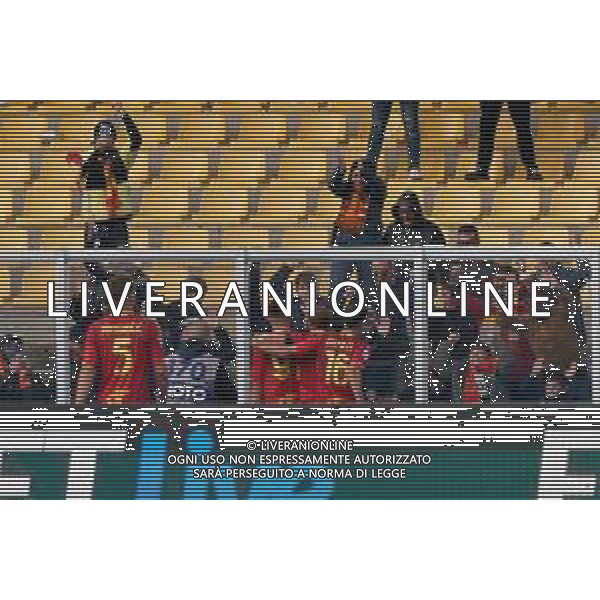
[113, 102, 142, 166]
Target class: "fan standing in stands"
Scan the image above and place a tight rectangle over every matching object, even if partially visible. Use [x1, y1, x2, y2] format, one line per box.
[69, 102, 142, 249]
[464, 101, 543, 181]
[365, 101, 422, 180]
[328, 160, 385, 296]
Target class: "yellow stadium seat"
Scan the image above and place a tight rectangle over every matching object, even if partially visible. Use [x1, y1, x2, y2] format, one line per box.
[550, 183, 598, 221]
[216, 148, 269, 185]
[421, 109, 469, 148]
[490, 183, 544, 223]
[136, 183, 191, 222]
[430, 184, 484, 223]
[228, 114, 289, 147]
[154, 227, 210, 249]
[249, 181, 309, 224]
[279, 226, 330, 248]
[573, 148, 600, 183]
[276, 145, 330, 183]
[534, 113, 586, 147]
[191, 183, 251, 224]
[12, 264, 55, 306]
[0, 112, 48, 147]
[36, 227, 82, 249]
[156, 150, 210, 183]
[220, 228, 271, 247]
[0, 151, 33, 186]
[295, 114, 349, 146]
[580, 227, 600, 245]
[0, 266, 12, 301]
[176, 111, 228, 146]
[16, 182, 77, 225]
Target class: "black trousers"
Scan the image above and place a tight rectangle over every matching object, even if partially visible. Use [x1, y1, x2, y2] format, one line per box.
[83, 217, 130, 289]
[476, 101, 539, 172]
[366, 101, 421, 168]
[84, 217, 130, 249]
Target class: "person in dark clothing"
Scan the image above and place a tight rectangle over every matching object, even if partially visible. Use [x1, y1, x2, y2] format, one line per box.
[447, 224, 497, 313]
[514, 360, 591, 404]
[248, 263, 310, 332]
[465, 101, 543, 181]
[366, 101, 422, 180]
[539, 245, 590, 345]
[72, 102, 142, 249]
[165, 319, 237, 405]
[363, 311, 411, 402]
[383, 191, 446, 285]
[329, 160, 386, 296]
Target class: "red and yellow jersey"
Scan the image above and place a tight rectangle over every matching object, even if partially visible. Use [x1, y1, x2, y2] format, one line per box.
[336, 192, 369, 236]
[81, 315, 164, 407]
[289, 330, 370, 405]
[252, 348, 299, 405]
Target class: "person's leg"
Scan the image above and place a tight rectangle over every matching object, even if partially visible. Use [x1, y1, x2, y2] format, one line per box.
[98, 218, 129, 249]
[507, 101, 543, 179]
[465, 101, 502, 179]
[400, 101, 421, 173]
[366, 101, 393, 167]
[83, 222, 97, 249]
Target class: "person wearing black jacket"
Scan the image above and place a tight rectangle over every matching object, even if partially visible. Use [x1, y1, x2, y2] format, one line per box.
[328, 160, 386, 295]
[75, 102, 143, 249]
[384, 191, 446, 285]
[164, 319, 237, 405]
[365, 101, 422, 179]
[465, 101, 543, 181]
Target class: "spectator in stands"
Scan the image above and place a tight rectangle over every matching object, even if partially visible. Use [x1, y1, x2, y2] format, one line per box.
[0, 336, 33, 401]
[447, 224, 496, 311]
[465, 101, 543, 181]
[383, 191, 446, 284]
[74, 275, 165, 408]
[479, 320, 534, 401]
[528, 260, 582, 371]
[363, 312, 411, 403]
[70, 102, 142, 249]
[429, 284, 480, 403]
[461, 344, 505, 404]
[329, 160, 385, 296]
[164, 319, 237, 405]
[514, 360, 589, 403]
[365, 101, 422, 180]
[539, 244, 590, 344]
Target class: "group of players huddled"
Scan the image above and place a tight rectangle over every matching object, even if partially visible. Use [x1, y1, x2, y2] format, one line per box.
[2, 101, 592, 407]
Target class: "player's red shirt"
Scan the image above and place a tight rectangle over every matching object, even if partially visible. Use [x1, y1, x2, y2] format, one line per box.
[291, 330, 370, 405]
[81, 315, 164, 406]
[252, 341, 299, 405]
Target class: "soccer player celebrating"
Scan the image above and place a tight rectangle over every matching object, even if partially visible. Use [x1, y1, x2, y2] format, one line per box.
[74, 275, 165, 408]
[252, 302, 370, 405]
[251, 304, 300, 405]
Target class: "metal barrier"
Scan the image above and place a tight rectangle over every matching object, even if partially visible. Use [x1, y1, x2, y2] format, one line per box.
[0, 246, 597, 405]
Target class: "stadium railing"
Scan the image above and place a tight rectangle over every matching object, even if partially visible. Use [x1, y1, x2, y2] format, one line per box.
[0, 246, 597, 405]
